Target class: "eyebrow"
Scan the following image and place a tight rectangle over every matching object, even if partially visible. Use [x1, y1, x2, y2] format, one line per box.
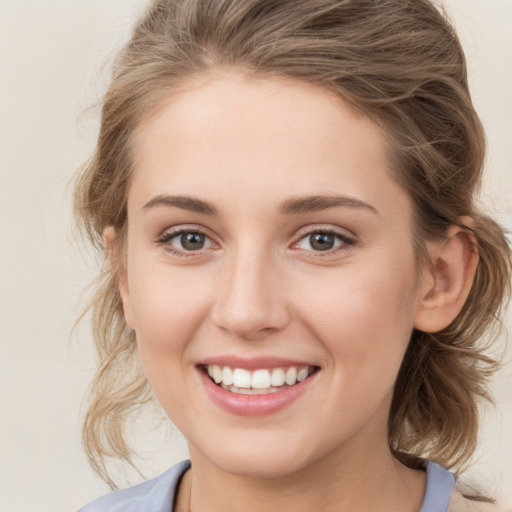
[280, 195, 379, 216]
[142, 193, 379, 217]
[143, 195, 219, 215]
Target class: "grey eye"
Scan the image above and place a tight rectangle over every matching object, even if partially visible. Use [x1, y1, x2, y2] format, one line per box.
[179, 232, 207, 251]
[159, 228, 216, 255]
[295, 230, 353, 253]
[309, 232, 335, 251]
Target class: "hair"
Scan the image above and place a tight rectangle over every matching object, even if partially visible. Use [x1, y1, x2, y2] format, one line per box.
[74, 0, 511, 488]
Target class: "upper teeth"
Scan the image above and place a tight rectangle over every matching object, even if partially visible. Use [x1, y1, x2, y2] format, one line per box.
[207, 365, 311, 389]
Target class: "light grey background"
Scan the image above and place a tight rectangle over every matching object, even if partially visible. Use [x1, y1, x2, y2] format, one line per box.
[0, 1, 510, 511]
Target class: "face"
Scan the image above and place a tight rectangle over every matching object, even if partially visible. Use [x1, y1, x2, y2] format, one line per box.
[120, 72, 427, 478]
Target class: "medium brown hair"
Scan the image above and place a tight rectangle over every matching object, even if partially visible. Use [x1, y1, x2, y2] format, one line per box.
[74, 0, 511, 487]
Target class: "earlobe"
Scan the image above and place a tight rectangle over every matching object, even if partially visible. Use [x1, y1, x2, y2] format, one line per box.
[413, 218, 478, 333]
[103, 226, 136, 330]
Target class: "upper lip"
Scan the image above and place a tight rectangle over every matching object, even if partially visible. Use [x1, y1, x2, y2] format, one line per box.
[198, 356, 319, 370]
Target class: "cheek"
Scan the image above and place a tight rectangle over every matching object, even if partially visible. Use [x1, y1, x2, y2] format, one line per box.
[298, 255, 419, 380]
[126, 264, 215, 418]
[129, 253, 207, 322]
[126, 261, 214, 369]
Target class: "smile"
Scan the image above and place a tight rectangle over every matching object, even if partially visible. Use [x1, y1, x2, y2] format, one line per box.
[205, 365, 318, 395]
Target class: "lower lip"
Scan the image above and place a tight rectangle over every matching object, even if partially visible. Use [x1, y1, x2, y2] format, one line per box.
[198, 370, 316, 416]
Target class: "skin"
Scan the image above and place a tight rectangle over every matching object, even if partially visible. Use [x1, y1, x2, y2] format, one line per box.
[115, 71, 477, 512]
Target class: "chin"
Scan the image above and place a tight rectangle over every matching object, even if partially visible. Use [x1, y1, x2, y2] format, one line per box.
[218, 453, 310, 479]
[192, 433, 323, 479]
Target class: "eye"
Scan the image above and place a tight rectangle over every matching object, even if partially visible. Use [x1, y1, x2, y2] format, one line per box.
[294, 230, 355, 253]
[157, 229, 215, 254]
[178, 231, 208, 251]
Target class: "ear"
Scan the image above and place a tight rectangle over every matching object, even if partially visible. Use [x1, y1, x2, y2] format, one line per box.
[413, 218, 478, 333]
[104, 226, 136, 330]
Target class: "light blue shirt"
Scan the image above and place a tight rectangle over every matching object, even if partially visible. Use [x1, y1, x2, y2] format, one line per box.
[78, 459, 456, 512]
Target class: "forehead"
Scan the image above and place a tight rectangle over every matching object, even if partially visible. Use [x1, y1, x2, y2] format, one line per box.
[129, 72, 410, 220]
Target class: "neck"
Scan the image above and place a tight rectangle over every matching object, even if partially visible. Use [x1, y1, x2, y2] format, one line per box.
[181, 435, 426, 512]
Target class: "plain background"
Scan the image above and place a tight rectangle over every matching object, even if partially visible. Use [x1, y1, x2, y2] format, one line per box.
[0, 1, 511, 510]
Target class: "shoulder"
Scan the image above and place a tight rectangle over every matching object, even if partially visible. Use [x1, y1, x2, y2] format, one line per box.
[448, 483, 511, 512]
[422, 461, 510, 512]
[77, 460, 191, 512]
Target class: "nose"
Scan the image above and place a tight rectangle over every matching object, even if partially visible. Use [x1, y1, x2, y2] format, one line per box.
[210, 246, 291, 340]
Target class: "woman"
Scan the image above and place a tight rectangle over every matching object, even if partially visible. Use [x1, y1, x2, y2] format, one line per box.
[75, 0, 511, 510]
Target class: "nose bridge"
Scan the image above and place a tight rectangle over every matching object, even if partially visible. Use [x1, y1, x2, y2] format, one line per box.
[211, 238, 289, 338]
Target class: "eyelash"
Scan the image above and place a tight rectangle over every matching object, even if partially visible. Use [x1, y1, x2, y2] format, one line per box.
[156, 227, 356, 257]
[156, 227, 213, 257]
[292, 229, 356, 256]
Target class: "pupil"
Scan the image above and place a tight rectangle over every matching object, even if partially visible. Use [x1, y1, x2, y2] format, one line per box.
[181, 232, 205, 250]
[310, 232, 334, 251]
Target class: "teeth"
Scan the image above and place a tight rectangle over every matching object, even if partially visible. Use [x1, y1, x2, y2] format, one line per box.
[208, 365, 224, 384]
[285, 367, 297, 385]
[213, 365, 222, 384]
[206, 365, 314, 392]
[297, 367, 309, 382]
[222, 384, 282, 395]
[270, 368, 285, 387]
[222, 366, 234, 386]
[251, 369, 271, 389]
[233, 368, 252, 388]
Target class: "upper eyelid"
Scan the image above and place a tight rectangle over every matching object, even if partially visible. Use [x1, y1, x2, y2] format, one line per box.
[156, 228, 218, 257]
[156, 226, 217, 249]
[155, 224, 357, 247]
[158, 224, 212, 239]
[293, 224, 357, 241]
[293, 232, 355, 247]
[289, 227, 358, 255]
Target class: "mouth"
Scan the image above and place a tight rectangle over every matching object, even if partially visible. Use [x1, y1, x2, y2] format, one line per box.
[201, 364, 320, 395]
